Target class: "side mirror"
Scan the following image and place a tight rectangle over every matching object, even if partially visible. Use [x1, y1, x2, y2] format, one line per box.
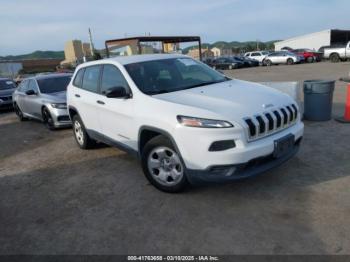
[25, 89, 36, 95]
[105, 86, 131, 98]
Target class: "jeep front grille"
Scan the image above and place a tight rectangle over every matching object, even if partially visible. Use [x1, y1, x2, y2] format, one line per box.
[243, 104, 298, 141]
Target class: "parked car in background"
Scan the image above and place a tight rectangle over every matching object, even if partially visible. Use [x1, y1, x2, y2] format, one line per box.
[244, 51, 270, 63]
[67, 54, 303, 193]
[0, 78, 17, 109]
[291, 49, 322, 63]
[263, 51, 302, 66]
[323, 41, 350, 62]
[13, 73, 72, 130]
[212, 57, 244, 70]
[234, 56, 260, 67]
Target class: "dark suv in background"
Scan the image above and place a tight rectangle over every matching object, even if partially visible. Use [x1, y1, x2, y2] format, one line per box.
[0, 78, 17, 109]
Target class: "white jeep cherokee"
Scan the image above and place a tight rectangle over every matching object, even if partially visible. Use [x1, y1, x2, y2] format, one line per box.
[67, 54, 304, 192]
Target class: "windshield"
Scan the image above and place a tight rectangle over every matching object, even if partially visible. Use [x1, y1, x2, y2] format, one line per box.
[37, 76, 71, 94]
[124, 58, 228, 95]
[0, 79, 16, 90]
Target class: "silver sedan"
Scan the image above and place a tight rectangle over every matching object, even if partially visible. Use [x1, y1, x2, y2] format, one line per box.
[13, 73, 72, 130]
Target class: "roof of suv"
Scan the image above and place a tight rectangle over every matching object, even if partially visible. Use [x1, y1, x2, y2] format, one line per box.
[80, 54, 190, 67]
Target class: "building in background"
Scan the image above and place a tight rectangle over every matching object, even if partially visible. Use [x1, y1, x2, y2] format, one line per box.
[187, 48, 214, 60]
[211, 47, 233, 57]
[61, 40, 92, 66]
[163, 43, 180, 53]
[275, 29, 350, 51]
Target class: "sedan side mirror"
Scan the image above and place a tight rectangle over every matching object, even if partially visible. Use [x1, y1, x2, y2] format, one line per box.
[105, 86, 131, 99]
[25, 89, 37, 96]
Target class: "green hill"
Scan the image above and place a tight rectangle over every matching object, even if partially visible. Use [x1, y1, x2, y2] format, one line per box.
[0, 50, 64, 61]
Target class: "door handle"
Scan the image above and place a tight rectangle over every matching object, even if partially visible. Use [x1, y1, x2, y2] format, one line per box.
[97, 100, 105, 105]
[75, 94, 81, 98]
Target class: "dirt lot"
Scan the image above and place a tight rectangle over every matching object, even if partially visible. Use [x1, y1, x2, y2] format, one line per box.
[1, 62, 350, 255]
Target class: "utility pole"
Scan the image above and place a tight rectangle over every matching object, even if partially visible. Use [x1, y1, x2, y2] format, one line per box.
[88, 28, 95, 56]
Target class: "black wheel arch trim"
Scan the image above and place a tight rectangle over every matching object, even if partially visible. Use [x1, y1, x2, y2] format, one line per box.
[138, 125, 186, 167]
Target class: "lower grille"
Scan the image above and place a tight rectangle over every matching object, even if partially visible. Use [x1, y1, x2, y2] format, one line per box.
[57, 115, 70, 122]
[243, 104, 298, 141]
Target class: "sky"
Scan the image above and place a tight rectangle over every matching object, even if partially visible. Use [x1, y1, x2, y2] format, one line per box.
[1, 0, 350, 56]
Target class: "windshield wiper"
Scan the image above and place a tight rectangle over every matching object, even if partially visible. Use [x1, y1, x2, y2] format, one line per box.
[182, 79, 228, 90]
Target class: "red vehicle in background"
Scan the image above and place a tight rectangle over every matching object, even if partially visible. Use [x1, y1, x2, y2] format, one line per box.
[292, 49, 322, 63]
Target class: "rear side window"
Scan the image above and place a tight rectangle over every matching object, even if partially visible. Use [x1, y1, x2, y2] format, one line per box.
[73, 69, 85, 88]
[100, 65, 129, 94]
[82, 66, 101, 93]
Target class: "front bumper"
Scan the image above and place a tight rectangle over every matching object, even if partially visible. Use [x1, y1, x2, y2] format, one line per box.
[186, 137, 301, 185]
[48, 106, 72, 127]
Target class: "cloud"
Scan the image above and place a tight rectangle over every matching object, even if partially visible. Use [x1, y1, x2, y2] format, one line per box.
[0, 0, 350, 55]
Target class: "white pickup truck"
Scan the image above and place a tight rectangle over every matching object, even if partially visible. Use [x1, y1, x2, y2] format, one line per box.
[324, 41, 350, 62]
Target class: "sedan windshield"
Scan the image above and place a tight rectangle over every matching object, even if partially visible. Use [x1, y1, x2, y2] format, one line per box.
[0, 80, 16, 90]
[37, 76, 71, 94]
[124, 58, 228, 95]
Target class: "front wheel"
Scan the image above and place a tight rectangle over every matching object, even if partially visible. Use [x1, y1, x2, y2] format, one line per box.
[307, 56, 314, 63]
[42, 107, 55, 130]
[287, 58, 294, 65]
[141, 135, 189, 193]
[264, 59, 272, 66]
[14, 103, 26, 121]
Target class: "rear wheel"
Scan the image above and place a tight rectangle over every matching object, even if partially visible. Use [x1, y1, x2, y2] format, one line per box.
[330, 53, 340, 63]
[307, 56, 314, 63]
[42, 107, 55, 130]
[287, 58, 294, 65]
[141, 135, 188, 193]
[72, 115, 96, 149]
[14, 103, 26, 121]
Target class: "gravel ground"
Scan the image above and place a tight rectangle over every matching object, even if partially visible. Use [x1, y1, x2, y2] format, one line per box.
[0, 61, 349, 255]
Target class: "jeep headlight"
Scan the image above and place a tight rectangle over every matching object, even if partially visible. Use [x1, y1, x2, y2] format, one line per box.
[51, 103, 67, 109]
[177, 115, 233, 128]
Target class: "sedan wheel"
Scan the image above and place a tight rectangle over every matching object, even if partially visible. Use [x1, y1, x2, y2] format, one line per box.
[14, 104, 26, 121]
[42, 108, 55, 130]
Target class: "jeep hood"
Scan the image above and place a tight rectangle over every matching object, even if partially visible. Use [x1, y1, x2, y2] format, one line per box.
[154, 79, 293, 119]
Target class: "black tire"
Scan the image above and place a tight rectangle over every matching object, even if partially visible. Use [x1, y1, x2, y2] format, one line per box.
[42, 107, 55, 130]
[14, 103, 26, 121]
[72, 115, 96, 149]
[141, 135, 189, 193]
[307, 56, 314, 63]
[265, 59, 272, 66]
[287, 58, 294, 65]
[330, 53, 340, 63]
